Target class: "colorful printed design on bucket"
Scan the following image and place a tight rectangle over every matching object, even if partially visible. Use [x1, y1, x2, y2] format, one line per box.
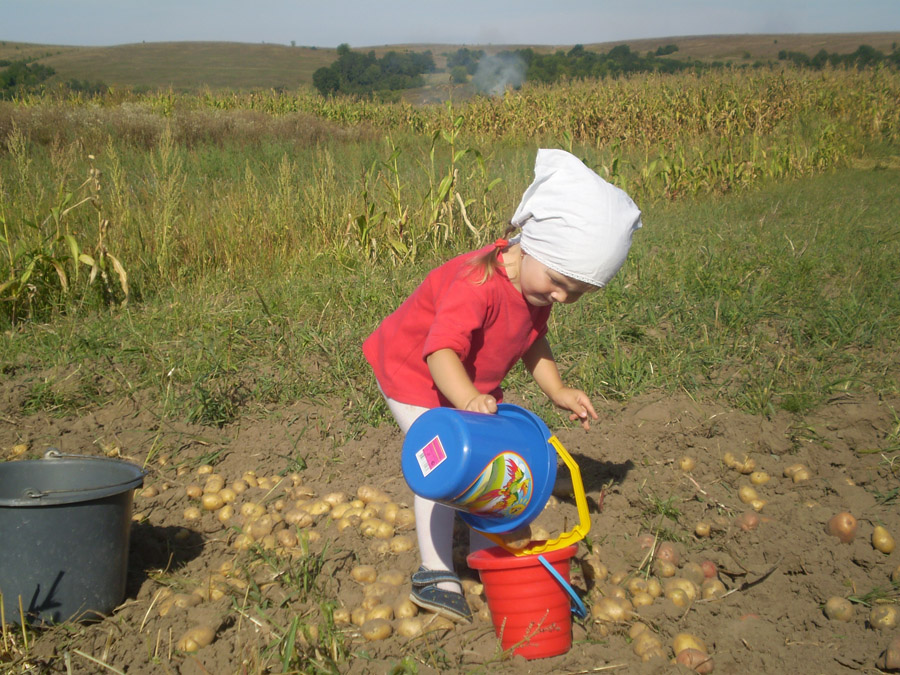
[414, 435, 448, 477]
[452, 452, 532, 519]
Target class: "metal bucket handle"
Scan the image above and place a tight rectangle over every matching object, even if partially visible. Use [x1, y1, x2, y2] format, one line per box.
[480, 435, 591, 556]
[19, 449, 147, 501]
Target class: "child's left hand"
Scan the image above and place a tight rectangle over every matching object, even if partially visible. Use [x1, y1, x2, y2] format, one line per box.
[551, 387, 598, 430]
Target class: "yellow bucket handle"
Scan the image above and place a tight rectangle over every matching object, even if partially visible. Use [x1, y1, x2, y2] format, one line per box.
[480, 435, 591, 556]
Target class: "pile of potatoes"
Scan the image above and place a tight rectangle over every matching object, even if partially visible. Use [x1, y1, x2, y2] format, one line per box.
[580, 535, 724, 669]
[139, 464, 420, 559]
[333, 563, 490, 641]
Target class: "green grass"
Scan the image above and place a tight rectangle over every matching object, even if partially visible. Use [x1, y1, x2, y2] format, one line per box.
[2, 162, 897, 427]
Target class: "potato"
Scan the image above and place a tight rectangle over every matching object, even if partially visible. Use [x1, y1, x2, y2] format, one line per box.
[332, 607, 351, 625]
[629, 622, 651, 639]
[185, 484, 203, 500]
[393, 597, 418, 619]
[357, 485, 390, 505]
[389, 535, 415, 553]
[672, 632, 708, 655]
[667, 588, 689, 607]
[738, 485, 759, 504]
[335, 516, 358, 532]
[201, 492, 224, 512]
[350, 606, 368, 626]
[695, 521, 711, 538]
[326, 503, 347, 520]
[626, 577, 649, 595]
[247, 515, 276, 540]
[240, 502, 266, 519]
[139, 486, 158, 499]
[631, 591, 655, 607]
[581, 552, 609, 585]
[653, 559, 677, 578]
[870, 605, 900, 631]
[701, 578, 727, 600]
[873, 525, 896, 554]
[823, 596, 854, 622]
[396, 617, 423, 638]
[656, 541, 681, 566]
[360, 517, 386, 537]
[678, 456, 696, 472]
[825, 512, 858, 544]
[499, 525, 533, 550]
[362, 581, 393, 599]
[783, 462, 806, 478]
[232, 533, 254, 551]
[632, 631, 662, 656]
[381, 502, 401, 524]
[394, 508, 416, 530]
[284, 508, 314, 528]
[176, 625, 216, 652]
[681, 562, 705, 586]
[365, 604, 394, 621]
[361, 618, 392, 641]
[749, 471, 770, 485]
[230, 479, 248, 494]
[676, 648, 715, 673]
[276, 529, 299, 548]
[665, 578, 699, 602]
[880, 634, 900, 671]
[591, 596, 633, 623]
[183, 506, 202, 522]
[305, 500, 332, 516]
[322, 491, 347, 506]
[172, 592, 202, 609]
[196, 464, 214, 475]
[735, 511, 760, 531]
[351, 565, 377, 584]
[203, 475, 225, 493]
[377, 569, 406, 586]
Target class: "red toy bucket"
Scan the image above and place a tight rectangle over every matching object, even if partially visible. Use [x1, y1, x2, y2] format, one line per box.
[467, 544, 579, 660]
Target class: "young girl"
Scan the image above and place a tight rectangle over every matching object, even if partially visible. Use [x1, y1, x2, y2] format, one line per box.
[363, 148, 642, 622]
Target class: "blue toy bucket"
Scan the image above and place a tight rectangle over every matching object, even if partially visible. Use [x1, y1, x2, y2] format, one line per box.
[401, 404, 557, 534]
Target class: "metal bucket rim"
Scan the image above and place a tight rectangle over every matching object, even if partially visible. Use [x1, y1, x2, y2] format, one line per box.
[0, 454, 146, 507]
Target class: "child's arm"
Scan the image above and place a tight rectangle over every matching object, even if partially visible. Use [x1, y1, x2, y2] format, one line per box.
[426, 348, 499, 413]
[523, 337, 598, 430]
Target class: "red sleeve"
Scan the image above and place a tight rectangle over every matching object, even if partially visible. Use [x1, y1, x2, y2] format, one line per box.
[422, 273, 489, 362]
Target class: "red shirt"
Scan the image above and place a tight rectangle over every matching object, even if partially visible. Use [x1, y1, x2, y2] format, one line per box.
[363, 246, 552, 408]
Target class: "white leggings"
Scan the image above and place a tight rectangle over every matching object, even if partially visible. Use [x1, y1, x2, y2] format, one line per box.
[380, 389, 491, 591]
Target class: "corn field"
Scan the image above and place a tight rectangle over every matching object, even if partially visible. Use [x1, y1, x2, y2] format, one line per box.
[1, 65, 898, 325]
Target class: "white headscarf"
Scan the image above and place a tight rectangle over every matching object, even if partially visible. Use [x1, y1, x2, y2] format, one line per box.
[510, 149, 642, 288]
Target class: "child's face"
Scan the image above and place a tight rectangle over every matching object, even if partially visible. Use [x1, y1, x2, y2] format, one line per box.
[518, 253, 598, 307]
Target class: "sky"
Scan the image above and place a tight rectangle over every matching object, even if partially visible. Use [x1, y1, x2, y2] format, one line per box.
[4, 0, 900, 48]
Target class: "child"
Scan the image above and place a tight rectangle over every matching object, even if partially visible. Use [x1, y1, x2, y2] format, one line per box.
[362, 148, 642, 622]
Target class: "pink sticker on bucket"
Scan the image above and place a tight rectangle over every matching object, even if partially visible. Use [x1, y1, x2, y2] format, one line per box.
[415, 436, 447, 477]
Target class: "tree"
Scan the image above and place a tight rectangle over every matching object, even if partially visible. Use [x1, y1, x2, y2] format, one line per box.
[312, 67, 340, 95]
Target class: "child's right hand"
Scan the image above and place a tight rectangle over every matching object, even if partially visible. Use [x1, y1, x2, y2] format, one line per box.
[464, 394, 498, 414]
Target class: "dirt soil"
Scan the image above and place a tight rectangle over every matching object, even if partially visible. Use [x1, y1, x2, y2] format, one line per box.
[2, 376, 900, 674]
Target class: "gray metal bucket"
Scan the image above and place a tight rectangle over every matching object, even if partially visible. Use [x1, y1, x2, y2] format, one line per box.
[0, 450, 145, 624]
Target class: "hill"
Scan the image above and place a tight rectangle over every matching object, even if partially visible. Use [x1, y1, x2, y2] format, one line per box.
[1, 32, 898, 91]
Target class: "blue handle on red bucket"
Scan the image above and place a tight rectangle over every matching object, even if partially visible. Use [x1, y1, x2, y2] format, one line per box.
[538, 555, 588, 619]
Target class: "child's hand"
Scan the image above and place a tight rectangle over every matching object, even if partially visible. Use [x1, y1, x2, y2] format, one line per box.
[551, 387, 598, 430]
[464, 394, 499, 414]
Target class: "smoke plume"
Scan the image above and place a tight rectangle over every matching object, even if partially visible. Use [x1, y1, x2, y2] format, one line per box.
[472, 53, 526, 96]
